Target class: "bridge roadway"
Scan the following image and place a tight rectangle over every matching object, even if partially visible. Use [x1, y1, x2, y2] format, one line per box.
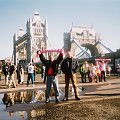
[0, 74, 120, 119]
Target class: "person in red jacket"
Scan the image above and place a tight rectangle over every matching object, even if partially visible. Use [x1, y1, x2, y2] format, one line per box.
[38, 49, 63, 103]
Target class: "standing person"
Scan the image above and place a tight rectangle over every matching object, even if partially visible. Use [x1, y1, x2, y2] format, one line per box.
[8, 63, 16, 88]
[0, 65, 2, 81]
[116, 64, 120, 78]
[100, 61, 107, 82]
[41, 65, 44, 79]
[106, 65, 112, 77]
[0, 62, 2, 80]
[83, 61, 89, 83]
[89, 63, 97, 83]
[20, 65, 24, 84]
[95, 61, 101, 82]
[41, 64, 46, 83]
[33, 64, 37, 81]
[19, 65, 24, 84]
[17, 64, 24, 84]
[61, 51, 80, 101]
[79, 64, 85, 83]
[27, 62, 35, 87]
[38, 49, 63, 103]
[3, 63, 10, 85]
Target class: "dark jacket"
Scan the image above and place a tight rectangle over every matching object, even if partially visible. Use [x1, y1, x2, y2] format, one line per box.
[9, 65, 15, 75]
[3, 65, 9, 75]
[79, 64, 85, 74]
[61, 57, 79, 74]
[39, 53, 63, 76]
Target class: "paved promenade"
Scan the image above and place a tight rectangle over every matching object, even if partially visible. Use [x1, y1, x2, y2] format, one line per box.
[0, 74, 120, 120]
[0, 74, 120, 98]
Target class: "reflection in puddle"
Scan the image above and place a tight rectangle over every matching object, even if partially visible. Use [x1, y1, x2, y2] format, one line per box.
[0, 90, 45, 120]
[0, 87, 80, 119]
[0, 88, 65, 120]
[2, 90, 45, 107]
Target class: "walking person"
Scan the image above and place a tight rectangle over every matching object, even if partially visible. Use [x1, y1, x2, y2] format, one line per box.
[27, 62, 35, 87]
[38, 49, 63, 103]
[3, 63, 10, 85]
[61, 51, 80, 101]
[8, 63, 16, 88]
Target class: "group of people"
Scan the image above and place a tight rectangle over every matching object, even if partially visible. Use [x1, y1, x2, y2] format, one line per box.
[38, 50, 80, 103]
[2, 50, 119, 104]
[2, 60, 39, 88]
[79, 60, 112, 83]
[2, 63, 24, 88]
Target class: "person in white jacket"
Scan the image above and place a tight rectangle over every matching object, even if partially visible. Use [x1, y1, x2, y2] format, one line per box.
[27, 62, 34, 87]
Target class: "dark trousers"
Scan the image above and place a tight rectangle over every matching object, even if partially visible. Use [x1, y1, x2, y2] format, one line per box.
[27, 73, 34, 85]
[84, 72, 89, 83]
[80, 73, 84, 83]
[101, 71, 106, 82]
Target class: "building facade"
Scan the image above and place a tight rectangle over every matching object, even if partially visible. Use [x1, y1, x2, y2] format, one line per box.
[13, 11, 48, 65]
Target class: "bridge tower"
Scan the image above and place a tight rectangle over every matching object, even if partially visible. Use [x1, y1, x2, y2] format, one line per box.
[63, 26, 113, 58]
[13, 11, 48, 65]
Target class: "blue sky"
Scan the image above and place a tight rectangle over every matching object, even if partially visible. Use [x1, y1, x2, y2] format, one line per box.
[0, 0, 120, 59]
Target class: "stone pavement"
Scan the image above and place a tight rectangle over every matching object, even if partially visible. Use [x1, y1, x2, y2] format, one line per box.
[0, 74, 120, 99]
[1, 74, 120, 120]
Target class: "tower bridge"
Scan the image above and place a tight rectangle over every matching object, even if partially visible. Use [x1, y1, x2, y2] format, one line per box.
[13, 11, 114, 68]
[63, 26, 113, 59]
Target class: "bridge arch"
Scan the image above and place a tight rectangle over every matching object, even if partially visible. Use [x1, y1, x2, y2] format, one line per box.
[64, 26, 113, 58]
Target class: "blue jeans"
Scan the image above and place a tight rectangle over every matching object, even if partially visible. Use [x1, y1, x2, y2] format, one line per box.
[45, 76, 59, 99]
[27, 73, 34, 85]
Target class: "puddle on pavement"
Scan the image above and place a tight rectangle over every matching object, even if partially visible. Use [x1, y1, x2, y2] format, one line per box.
[0, 87, 84, 120]
[0, 89, 45, 120]
[0, 88, 66, 120]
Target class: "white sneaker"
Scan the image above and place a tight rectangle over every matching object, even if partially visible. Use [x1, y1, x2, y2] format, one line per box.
[46, 98, 50, 103]
[32, 84, 34, 87]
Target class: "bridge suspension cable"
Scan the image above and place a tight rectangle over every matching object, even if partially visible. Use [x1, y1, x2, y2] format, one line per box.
[76, 48, 90, 58]
[95, 40, 113, 53]
[72, 40, 91, 58]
